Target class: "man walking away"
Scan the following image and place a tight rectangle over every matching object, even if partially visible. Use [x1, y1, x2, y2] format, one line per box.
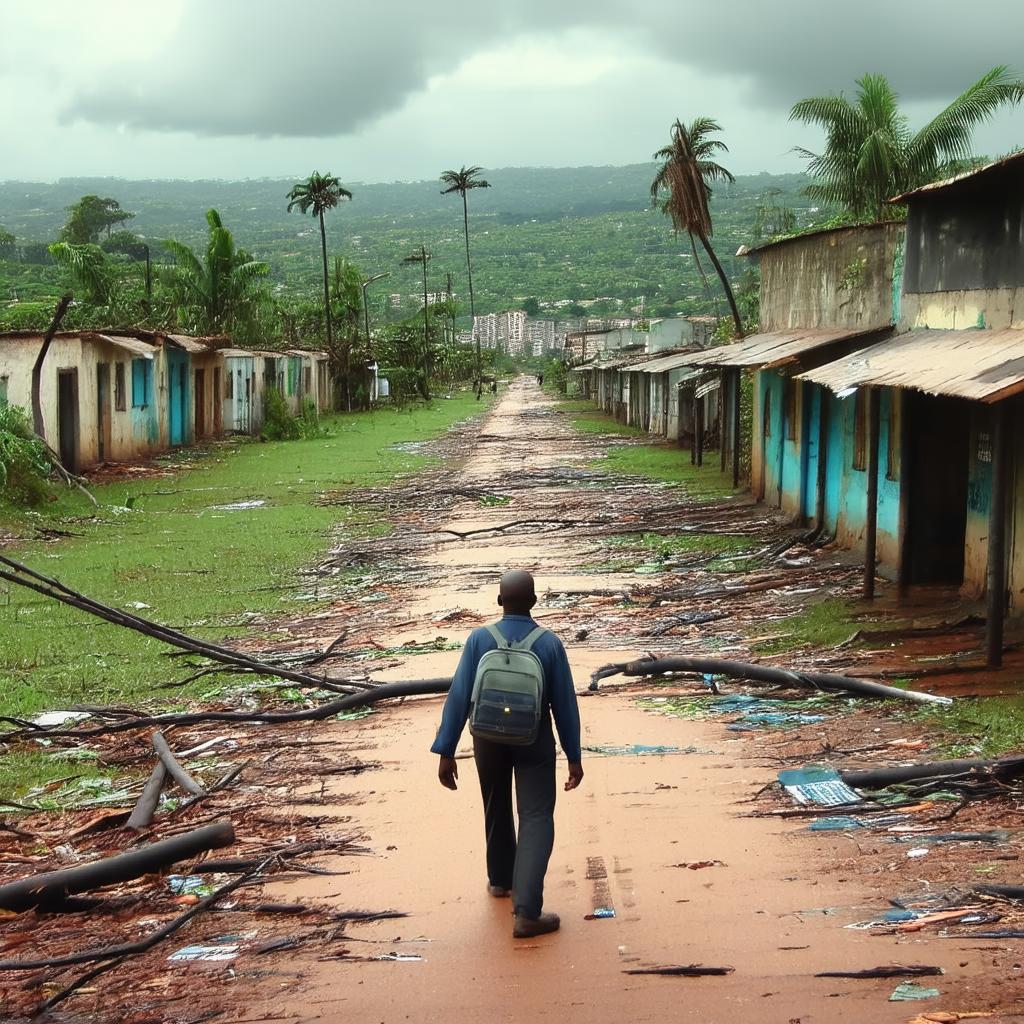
[431, 570, 583, 938]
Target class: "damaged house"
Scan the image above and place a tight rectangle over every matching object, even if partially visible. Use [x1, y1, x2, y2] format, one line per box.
[793, 152, 1024, 662]
[0, 330, 336, 472]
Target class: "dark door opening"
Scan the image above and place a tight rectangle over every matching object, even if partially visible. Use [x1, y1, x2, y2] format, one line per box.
[194, 369, 206, 438]
[96, 363, 111, 462]
[57, 369, 79, 473]
[905, 393, 971, 584]
[213, 367, 222, 433]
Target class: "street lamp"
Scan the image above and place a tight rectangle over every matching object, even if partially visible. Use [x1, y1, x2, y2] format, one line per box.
[361, 271, 390, 351]
[401, 245, 432, 399]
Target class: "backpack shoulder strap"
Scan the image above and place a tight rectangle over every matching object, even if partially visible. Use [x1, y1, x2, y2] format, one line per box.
[511, 626, 548, 652]
[484, 623, 510, 649]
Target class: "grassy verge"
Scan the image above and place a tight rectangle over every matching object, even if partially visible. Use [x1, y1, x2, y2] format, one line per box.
[753, 598, 860, 655]
[553, 395, 737, 498]
[903, 697, 1024, 758]
[1, 392, 489, 792]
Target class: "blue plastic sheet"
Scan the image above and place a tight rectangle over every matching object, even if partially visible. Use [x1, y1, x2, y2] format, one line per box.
[778, 766, 862, 806]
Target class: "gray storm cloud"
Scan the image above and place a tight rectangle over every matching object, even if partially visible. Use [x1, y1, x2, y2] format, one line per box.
[63, 0, 1024, 138]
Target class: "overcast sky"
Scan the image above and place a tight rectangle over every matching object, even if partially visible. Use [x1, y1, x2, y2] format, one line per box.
[3, 0, 1024, 184]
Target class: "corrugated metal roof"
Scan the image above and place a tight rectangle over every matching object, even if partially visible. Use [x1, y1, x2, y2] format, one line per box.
[624, 351, 698, 374]
[796, 329, 1024, 403]
[93, 334, 156, 359]
[683, 327, 886, 369]
[164, 333, 211, 354]
[736, 222, 902, 258]
[888, 150, 1024, 203]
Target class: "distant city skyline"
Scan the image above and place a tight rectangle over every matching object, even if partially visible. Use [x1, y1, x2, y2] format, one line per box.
[3, 0, 1024, 184]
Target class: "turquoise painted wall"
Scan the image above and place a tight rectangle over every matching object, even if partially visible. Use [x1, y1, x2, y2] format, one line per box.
[760, 371, 786, 504]
[833, 389, 901, 568]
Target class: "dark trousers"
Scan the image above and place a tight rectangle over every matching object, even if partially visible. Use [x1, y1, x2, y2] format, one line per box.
[473, 719, 556, 920]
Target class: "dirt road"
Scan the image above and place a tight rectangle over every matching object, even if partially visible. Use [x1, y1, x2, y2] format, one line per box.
[253, 379, 1006, 1023]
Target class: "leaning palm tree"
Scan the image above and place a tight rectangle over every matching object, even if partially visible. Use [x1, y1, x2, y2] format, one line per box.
[651, 118, 742, 338]
[440, 165, 490, 382]
[287, 172, 353, 352]
[790, 67, 1024, 222]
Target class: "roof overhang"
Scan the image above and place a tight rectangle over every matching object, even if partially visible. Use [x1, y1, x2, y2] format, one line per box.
[163, 333, 211, 355]
[623, 350, 698, 373]
[796, 328, 1024, 404]
[90, 333, 156, 359]
[682, 327, 889, 371]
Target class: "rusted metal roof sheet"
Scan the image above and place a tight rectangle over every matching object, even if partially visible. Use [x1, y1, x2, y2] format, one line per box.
[92, 334, 157, 359]
[683, 327, 885, 369]
[164, 333, 211, 354]
[889, 151, 1024, 203]
[796, 329, 1024, 403]
[626, 351, 697, 374]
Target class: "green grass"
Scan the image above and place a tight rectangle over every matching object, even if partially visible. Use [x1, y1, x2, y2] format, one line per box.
[554, 395, 738, 498]
[904, 696, 1024, 758]
[753, 598, 859, 655]
[601, 444, 736, 499]
[0, 392, 489, 729]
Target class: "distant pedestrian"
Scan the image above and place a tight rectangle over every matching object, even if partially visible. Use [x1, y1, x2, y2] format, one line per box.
[490, 380, 498, 394]
[431, 570, 583, 938]
[537, 373, 544, 387]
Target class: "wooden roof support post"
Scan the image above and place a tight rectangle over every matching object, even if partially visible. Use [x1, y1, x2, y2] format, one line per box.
[815, 387, 829, 533]
[719, 371, 727, 472]
[696, 393, 704, 467]
[863, 386, 881, 599]
[986, 401, 1011, 667]
[732, 369, 742, 489]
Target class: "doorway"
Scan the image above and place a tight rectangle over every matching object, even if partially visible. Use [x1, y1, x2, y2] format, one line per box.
[194, 368, 206, 438]
[904, 393, 971, 584]
[213, 367, 222, 433]
[57, 369, 79, 473]
[96, 362, 111, 463]
[167, 351, 189, 446]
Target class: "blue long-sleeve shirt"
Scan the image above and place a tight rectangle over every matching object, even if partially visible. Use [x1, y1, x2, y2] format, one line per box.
[430, 615, 582, 762]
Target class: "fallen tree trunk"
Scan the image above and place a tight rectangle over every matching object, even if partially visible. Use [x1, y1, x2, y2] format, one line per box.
[588, 655, 952, 706]
[3, 678, 452, 741]
[842, 756, 1024, 790]
[0, 820, 235, 913]
[152, 731, 205, 796]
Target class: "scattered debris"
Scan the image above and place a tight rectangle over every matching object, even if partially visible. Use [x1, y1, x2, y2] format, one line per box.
[890, 983, 942, 1001]
[623, 964, 735, 977]
[814, 965, 944, 979]
[778, 767, 863, 807]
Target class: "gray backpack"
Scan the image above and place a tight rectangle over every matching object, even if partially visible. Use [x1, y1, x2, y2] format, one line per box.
[469, 624, 547, 745]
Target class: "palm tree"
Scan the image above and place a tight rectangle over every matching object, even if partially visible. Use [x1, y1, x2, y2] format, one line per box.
[651, 118, 743, 338]
[790, 67, 1024, 222]
[287, 172, 353, 353]
[164, 209, 269, 340]
[440, 165, 490, 382]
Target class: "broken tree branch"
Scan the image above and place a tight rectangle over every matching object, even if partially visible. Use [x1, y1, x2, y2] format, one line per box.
[0, 555, 373, 695]
[26, 856, 275, 1017]
[152, 731, 205, 796]
[0, 820, 235, 913]
[124, 760, 168, 831]
[588, 655, 952, 706]
[2, 678, 452, 741]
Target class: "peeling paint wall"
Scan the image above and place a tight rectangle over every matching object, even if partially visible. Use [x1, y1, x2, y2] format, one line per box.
[758, 222, 905, 332]
[0, 336, 165, 470]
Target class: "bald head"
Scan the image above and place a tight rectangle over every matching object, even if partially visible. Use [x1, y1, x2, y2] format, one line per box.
[498, 569, 537, 615]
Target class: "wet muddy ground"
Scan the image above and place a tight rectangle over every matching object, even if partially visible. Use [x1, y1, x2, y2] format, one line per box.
[4, 378, 1024, 1023]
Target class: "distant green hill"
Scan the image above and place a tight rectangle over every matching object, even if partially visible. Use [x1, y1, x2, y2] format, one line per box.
[0, 166, 817, 321]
